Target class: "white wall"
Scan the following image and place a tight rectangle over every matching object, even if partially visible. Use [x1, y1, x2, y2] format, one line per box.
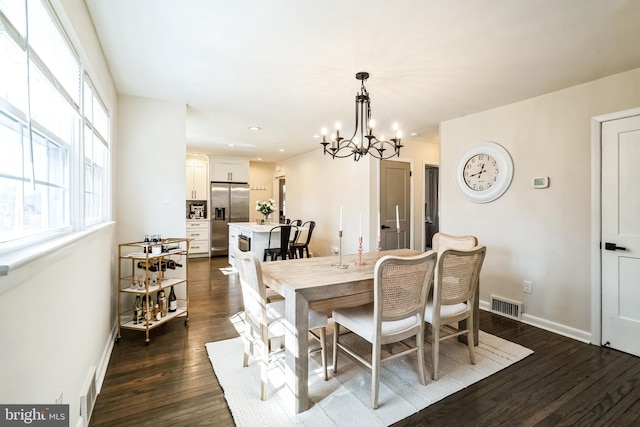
[116, 95, 186, 244]
[249, 161, 275, 223]
[279, 150, 371, 256]
[0, 226, 115, 419]
[279, 139, 439, 257]
[0, 2, 119, 427]
[439, 67, 640, 340]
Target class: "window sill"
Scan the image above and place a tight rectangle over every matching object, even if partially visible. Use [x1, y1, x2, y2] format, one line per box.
[0, 222, 116, 294]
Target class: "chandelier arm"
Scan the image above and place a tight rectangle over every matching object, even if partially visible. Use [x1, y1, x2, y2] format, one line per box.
[332, 140, 359, 158]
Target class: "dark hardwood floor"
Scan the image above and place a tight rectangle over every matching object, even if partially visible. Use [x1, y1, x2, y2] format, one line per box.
[90, 256, 640, 426]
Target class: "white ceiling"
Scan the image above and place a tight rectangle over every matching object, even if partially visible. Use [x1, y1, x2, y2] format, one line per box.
[85, 0, 640, 163]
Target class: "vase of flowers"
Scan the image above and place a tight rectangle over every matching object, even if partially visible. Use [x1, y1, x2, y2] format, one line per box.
[256, 199, 277, 224]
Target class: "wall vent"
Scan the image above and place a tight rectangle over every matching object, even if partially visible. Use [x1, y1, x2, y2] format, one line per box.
[80, 366, 97, 427]
[490, 295, 523, 320]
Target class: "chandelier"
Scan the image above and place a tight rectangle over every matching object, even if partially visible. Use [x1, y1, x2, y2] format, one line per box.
[321, 72, 403, 161]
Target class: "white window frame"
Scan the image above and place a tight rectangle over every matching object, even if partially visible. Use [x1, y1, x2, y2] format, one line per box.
[0, 0, 112, 275]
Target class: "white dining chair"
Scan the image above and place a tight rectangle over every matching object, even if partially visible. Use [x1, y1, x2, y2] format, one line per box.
[429, 232, 479, 342]
[425, 245, 486, 380]
[233, 247, 328, 400]
[332, 251, 437, 409]
[432, 232, 478, 253]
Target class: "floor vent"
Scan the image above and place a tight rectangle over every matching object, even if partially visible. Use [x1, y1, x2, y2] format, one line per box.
[80, 366, 97, 427]
[490, 295, 523, 320]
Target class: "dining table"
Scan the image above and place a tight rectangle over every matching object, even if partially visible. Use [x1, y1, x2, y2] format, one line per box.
[260, 248, 481, 413]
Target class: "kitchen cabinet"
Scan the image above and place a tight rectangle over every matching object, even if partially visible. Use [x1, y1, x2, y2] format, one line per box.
[227, 222, 279, 267]
[211, 162, 249, 183]
[117, 238, 190, 344]
[186, 158, 208, 200]
[186, 220, 209, 257]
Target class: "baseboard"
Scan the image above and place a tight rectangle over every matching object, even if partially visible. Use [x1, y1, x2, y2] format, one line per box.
[479, 300, 592, 344]
[95, 322, 118, 393]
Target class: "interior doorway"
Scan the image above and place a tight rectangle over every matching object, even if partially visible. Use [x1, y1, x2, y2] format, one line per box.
[276, 176, 286, 223]
[379, 160, 411, 249]
[424, 165, 439, 250]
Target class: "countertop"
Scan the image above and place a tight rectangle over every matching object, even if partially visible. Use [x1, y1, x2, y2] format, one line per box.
[228, 222, 282, 233]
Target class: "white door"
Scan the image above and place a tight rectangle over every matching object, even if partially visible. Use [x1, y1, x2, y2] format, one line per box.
[601, 114, 640, 356]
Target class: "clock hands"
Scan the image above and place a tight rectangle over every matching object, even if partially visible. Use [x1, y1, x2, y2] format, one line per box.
[469, 163, 486, 178]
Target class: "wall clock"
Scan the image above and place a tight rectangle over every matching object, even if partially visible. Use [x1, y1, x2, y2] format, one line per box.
[455, 141, 513, 203]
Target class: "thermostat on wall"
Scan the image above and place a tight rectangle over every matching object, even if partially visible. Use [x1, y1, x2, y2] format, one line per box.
[532, 177, 549, 189]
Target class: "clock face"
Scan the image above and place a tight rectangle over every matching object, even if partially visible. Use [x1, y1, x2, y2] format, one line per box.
[455, 142, 513, 203]
[463, 153, 499, 191]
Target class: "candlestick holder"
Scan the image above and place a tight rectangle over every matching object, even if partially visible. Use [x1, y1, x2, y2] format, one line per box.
[331, 231, 349, 269]
[396, 227, 401, 250]
[355, 236, 366, 266]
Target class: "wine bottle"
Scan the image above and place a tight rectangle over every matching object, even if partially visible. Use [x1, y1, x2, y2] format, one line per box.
[168, 286, 177, 312]
[133, 295, 142, 324]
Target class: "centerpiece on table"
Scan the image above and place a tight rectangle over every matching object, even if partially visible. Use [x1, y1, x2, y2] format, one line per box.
[256, 199, 277, 224]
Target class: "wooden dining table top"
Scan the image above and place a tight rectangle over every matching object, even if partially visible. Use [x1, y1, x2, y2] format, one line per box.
[260, 248, 423, 311]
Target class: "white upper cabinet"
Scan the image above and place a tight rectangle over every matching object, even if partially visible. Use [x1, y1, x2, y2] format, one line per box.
[210, 161, 249, 183]
[186, 157, 209, 200]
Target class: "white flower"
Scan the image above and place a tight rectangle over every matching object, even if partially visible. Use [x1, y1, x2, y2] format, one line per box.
[255, 199, 277, 215]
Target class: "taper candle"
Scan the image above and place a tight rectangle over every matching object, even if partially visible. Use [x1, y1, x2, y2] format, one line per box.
[359, 213, 362, 237]
[396, 205, 400, 229]
[339, 206, 343, 232]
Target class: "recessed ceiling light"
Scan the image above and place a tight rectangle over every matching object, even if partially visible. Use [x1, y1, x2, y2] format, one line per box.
[410, 132, 419, 137]
[248, 126, 261, 131]
[279, 149, 285, 152]
[228, 144, 235, 147]
[312, 134, 321, 139]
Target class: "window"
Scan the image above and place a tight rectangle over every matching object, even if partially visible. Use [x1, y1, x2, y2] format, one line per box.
[0, 0, 110, 245]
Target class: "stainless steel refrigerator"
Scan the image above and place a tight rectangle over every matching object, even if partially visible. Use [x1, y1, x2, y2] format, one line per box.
[210, 182, 249, 256]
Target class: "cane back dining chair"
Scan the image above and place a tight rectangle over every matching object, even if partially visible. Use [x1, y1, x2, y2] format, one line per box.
[432, 232, 477, 253]
[425, 245, 486, 380]
[332, 251, 438, 409]
[430, 232, 479, 345]
[233, 248, 328, 400]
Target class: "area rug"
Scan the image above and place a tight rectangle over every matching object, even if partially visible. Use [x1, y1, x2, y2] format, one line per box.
[206, 316, 533, 427]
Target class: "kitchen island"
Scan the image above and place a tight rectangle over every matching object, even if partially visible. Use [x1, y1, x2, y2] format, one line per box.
[228, 222, 283, 266]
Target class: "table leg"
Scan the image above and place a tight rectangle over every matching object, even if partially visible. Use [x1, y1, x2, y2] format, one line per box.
[285, 288, 310, 413]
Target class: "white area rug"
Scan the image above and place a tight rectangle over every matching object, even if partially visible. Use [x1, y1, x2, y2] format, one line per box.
[206, 315, 533, 427]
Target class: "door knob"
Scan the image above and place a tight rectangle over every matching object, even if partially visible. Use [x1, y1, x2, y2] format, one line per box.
[604, 242, 627, 251]
[381, 225, 391, 229]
